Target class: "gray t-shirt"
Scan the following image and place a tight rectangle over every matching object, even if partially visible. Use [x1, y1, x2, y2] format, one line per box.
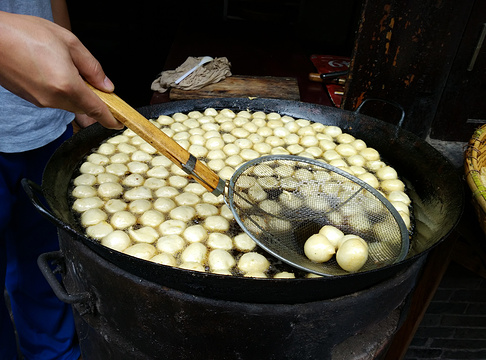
[0, 0, 74, 153]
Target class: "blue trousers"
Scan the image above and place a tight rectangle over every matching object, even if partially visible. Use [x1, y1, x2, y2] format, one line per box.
[0, 126, 80, 360]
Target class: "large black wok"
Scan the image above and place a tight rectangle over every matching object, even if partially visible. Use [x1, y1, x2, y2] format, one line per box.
[30, 97, 463, 304]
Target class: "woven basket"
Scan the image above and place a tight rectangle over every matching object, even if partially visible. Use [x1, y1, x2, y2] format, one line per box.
[465, 124, 486, 234]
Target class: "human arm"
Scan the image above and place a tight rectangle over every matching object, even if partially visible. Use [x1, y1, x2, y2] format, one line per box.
[0, 10, 122, 129]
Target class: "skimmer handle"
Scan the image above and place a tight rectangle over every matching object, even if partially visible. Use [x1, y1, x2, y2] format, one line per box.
[86, 82, 224, 195]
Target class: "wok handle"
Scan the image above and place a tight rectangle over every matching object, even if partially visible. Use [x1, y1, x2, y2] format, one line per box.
[21, 178, 66, 229]
[355, 98, 406, 128]
[37, 251, 92, 306]
[86, 82, 225, 196]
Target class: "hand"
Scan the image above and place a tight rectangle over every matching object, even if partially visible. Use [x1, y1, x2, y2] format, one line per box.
[0, 11, 122, 129]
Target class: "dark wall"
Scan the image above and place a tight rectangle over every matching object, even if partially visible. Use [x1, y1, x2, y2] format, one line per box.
[67, 1, 186, 106]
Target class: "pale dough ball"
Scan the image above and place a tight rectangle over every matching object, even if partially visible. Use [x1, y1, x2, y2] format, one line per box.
[319, 225, 345, 249]
[237, 252, 270, 274]
[208, 159, 226, 172]
[174, 192, 200, 206]
[156, 115, 174, 125]
[201, 192, 224, 205]
[259, 199, 282, 215]
[72, 197, 104, 212]
[180, 242, 207, 264]
[150, 253, 177, 267]
[122, 174, 145, 187]
[86, 221, 113, 239]
[226, 155, 244, 168]
[188, 144, 209, 158]
[97, 142, 116, 156]
[223, 143, 240, 156]
[206, 137, 225, 151]
[182, 224, 208, 243]
[381, 179, 405, 192]
[391, 200, 410, 215]
[376, 166, 398, 180]
[323, 149, 341, 161]
[152, 155, 172, 167]
[159, 219, 187, 236]
[335, 143, 358, 157]
[98, 182, 124, 198]
[248, 184, 268, 202]
[110, 210, 137, 229]
[300, 135, 319, 147]
[110, 152, 130, 164]
[79, 162, 104, 175]
[278, 191, 304, 209]
[117, 142, 137, 154]
[169, 206, 196, 222]
[207, 233, 233, 250]
[218, 166, 235, 181]
[168, 175, 189, 189]
[208, 249, 236, 272]
[257, 126, 273, 137]
[184, 183, 208, 196]
[207, 149, 226, 160]
[233, 233, 256, 252]
[204, 215, 230, 232]
[360, 147, 380, 161]
[297, 126, 315, 137]
[139, 210, 165, 227]
[257, 176, 279, 189]
[240, 148, 259, 161]
[347, 154, 366, 167]
[80, 208, 108, 227]
[336, 133, 355, 144]
[72, 185, 97, 198]
[73, 174, 96, 186]
[234, 175, 256, 189]
[123, 243, 157, 260]
[265, 136, 285, 147]
[358, 173, 380, 188]
[270, 147, 290, 155]
[319, 139, 337, 151]
[87, 153, 110, 166]
[219, 204, 234, 221]
[273, 126, 290, 138]
[195, 203, 219, 218]
[235, 138, 253, 149]
[127, 161, 149, 174]
[106, 134, 129, 144]
[287, 144, 304, 155]
[153, 198, 176, 213]
[128, 226, 159, 244]
[144, 178, 167, 190]
[190, 134, 206, 146]
[304, 234, 336, 263]
[128, 199, 152, 214]
[124, 186, 152, 201]
[97, 173, 120, 184]
[104, 199, 127, 213]
[106, 163, 128, 176]
[156, 235, 185, 254]
[101, 230, 131, 252]
[336, 237, 369, 272]
[351, 139, 367, 150]
[131, 150, 152, 162]
[387, 190, 411, 206]
[155, 186, 180, 198]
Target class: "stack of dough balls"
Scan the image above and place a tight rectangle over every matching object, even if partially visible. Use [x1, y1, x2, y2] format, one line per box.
[304, 225, 369, 272]
[71, 108, 412, 278]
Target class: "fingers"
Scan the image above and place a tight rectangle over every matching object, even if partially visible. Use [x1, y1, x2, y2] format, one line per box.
[65, 36, 122, 129]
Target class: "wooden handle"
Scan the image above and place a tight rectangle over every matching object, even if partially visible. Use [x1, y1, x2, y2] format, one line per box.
[86, 82, 223, 194]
